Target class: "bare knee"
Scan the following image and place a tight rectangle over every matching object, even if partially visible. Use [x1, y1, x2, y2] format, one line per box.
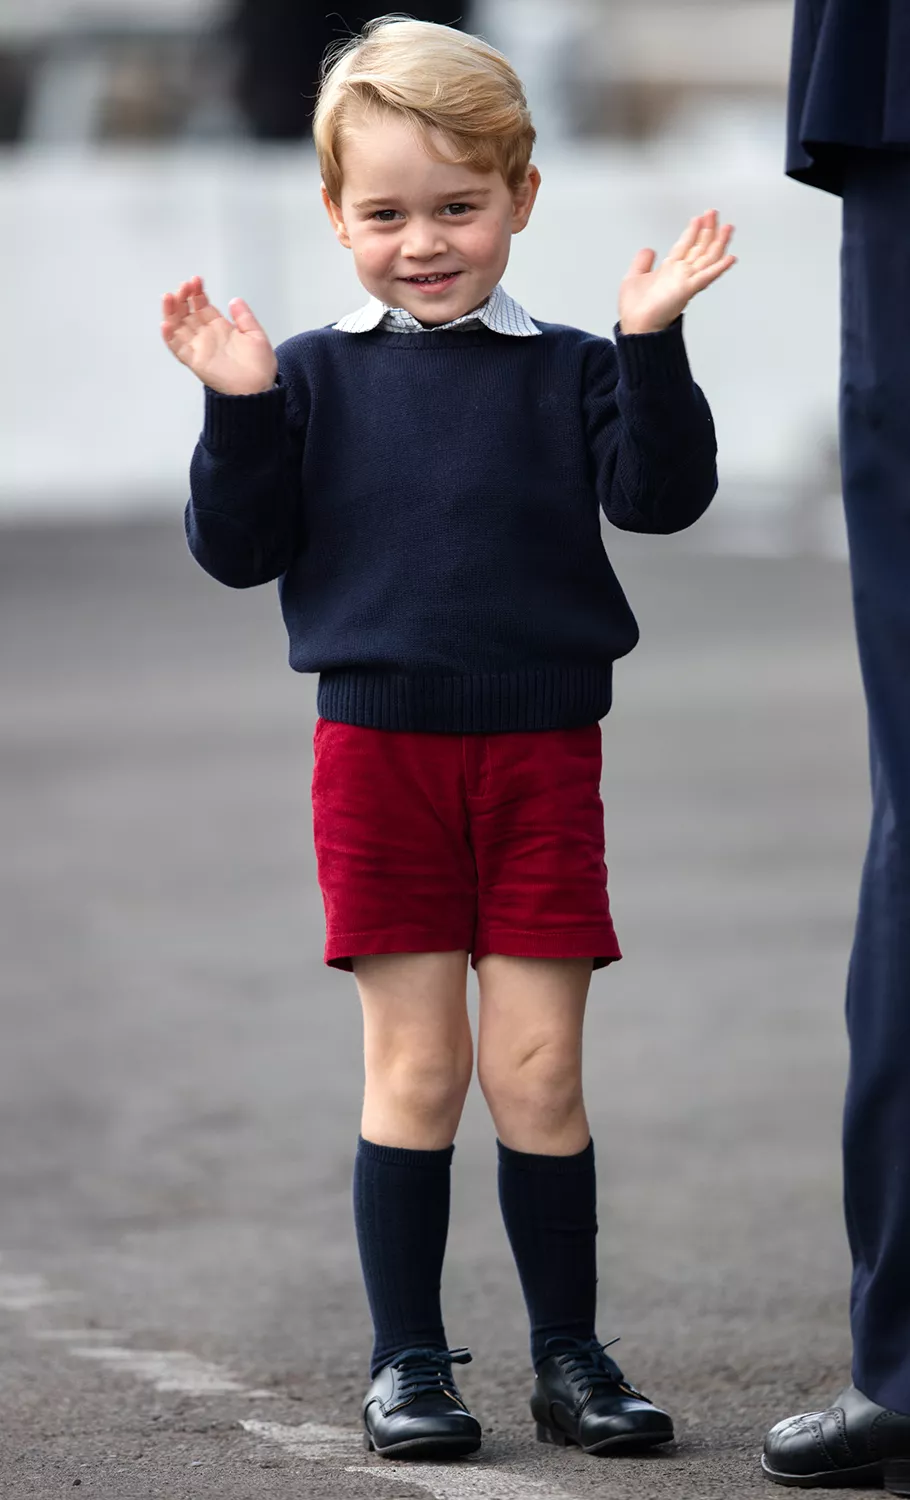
[479, 1040, 585, 1147]
[363, 1023, 474, 1149]
[372, 1041, 473, 1130]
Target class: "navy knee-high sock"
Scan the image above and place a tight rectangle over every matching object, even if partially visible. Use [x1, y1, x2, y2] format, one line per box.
[353, 1136, 453, 1378]
[497, 1138, 598, 1369]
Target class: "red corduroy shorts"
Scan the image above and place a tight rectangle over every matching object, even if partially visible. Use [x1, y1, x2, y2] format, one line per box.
[311, 718, 621, 973]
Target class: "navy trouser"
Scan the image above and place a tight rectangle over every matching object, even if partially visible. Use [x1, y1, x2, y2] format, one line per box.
[840, 150, 910, 1415]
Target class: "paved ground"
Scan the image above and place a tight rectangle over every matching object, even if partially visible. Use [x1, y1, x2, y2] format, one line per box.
[0, 518, 871, 1498]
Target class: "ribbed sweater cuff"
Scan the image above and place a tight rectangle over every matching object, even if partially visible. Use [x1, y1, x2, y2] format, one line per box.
[202, 384, 286, 450]
[613, 315, 692, 390]
[497, 1138, 594, 1173]
[358, 1135, 454, 1169]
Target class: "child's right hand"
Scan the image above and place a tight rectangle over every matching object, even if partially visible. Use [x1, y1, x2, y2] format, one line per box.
[161, 276, 278, 395]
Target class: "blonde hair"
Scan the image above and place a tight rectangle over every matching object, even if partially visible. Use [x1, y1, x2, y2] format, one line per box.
[314, 15, 536, 203]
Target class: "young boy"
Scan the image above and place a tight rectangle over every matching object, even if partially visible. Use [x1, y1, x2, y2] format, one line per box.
[162, 15, 734, 1464]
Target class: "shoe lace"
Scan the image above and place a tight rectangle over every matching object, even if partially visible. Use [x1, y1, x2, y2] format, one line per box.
[392, 1346, 472, 1401]
[545, 1336, 643, 1399]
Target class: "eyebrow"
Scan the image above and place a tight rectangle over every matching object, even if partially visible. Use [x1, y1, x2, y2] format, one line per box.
[353, 188, 494, 211]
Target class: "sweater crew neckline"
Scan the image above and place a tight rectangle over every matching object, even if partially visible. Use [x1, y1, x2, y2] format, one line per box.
[334, 325, 506, 350]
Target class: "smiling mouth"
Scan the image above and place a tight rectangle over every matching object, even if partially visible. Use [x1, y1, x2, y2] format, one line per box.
[401, 271, 461, 285]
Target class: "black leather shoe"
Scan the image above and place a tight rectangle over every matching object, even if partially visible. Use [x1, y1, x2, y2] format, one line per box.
[763, 1384, 910, 1492]
[530, 1337, 675, 1455]
[363, 1346, 482, 1459]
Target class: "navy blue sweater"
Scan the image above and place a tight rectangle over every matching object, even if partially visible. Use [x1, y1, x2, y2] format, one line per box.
[186, 316, 717, 732]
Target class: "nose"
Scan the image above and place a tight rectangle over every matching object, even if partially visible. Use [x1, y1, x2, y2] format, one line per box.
[401, 217, 448, 262]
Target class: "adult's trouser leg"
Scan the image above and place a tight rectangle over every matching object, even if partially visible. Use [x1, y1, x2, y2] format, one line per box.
[840, 149, 910, 1415]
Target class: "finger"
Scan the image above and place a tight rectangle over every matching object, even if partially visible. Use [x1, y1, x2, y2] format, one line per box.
[688, 254, 738, 293]
[162, 321, 193, 354]
[164, 291, 224, 343]
[176, 311, 202, 337]
[171, 276, 205, 323]
[192, 300, 225, 329]
[626, 248, 657, 278]
[163, 278, 226, 340]
[666, 215, 704, 262]
[161, 295, 189, 338]
[162, 287, 193, 319]
[186, 278, 211, 317]
[169, 280, 195, 325]
[161, 323, 198, 359]
[162, 322, 193, 357]
[706, 222, 734, 254]
[228, 297, 267, 336]
[691, 210, 718, 260]
[693, 224, 735, 270]
[179, 292, 214, 335]
[683, 211, 716, 267]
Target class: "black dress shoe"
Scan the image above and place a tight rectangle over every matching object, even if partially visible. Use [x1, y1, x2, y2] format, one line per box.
[363, 1346, 482, 1459]
[530, 1337, 675, 1455]
[763, 1383, 910, 1492]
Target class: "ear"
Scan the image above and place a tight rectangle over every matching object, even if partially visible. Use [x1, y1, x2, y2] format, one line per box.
[511, 166, 541, 236]
[322, 183, 352, 250]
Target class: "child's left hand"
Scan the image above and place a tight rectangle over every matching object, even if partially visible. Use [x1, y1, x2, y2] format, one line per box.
[618, 210, 736, 335]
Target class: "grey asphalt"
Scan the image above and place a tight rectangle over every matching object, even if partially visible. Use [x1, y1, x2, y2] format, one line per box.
[0, 517, 871, 1498]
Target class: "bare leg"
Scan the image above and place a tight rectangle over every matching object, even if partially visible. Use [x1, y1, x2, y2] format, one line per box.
[354, 951, 473, 1149]
[476, 954, 592, 1154]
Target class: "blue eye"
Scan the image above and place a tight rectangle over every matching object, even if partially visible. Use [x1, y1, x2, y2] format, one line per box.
[444, 203, 474, 216]
[372, 210, 401, 222]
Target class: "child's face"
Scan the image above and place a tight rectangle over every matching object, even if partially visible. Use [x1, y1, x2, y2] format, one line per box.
[323, 112, 540, 324]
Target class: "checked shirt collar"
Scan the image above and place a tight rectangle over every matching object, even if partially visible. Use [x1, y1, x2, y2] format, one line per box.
[334, 282, 540, 337]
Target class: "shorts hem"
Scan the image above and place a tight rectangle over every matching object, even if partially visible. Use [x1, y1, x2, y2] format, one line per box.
[325, 928, 622, 972]
[325, 931, 472, 972]
[472, 928, 622, 970]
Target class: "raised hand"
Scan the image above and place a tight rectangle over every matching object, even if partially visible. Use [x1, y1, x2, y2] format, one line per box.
[618, 211, 736, 336]
[161, 276, 278, 395]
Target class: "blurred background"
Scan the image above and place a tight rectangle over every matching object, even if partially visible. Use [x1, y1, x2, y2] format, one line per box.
[0, 7, 866, 1498]
[1, 0, 842, 543]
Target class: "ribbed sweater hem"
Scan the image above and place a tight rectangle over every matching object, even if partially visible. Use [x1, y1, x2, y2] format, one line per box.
[314, 664, 614, 733]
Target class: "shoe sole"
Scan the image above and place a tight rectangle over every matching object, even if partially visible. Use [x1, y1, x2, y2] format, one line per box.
[364, 1431, 482, 1460]
[536, 1421, 675, 1455]
[762, 1455, 910, 1494]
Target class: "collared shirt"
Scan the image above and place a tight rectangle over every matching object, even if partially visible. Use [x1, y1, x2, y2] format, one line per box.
[333, 282, 540, 337]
